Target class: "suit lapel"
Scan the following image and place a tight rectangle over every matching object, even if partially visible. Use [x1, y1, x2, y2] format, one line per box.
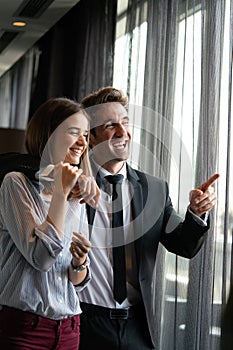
[128, 170, 143, 222]
[127, 164, 148, 269]
[127, 163, 147, 224]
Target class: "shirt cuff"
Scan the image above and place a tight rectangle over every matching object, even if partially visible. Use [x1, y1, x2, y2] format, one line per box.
[187, 206, 209, 226]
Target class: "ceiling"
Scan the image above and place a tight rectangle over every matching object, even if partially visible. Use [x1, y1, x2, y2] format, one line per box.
[0, 0, 81, 78]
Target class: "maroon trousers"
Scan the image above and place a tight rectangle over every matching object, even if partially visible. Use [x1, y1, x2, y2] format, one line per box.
[0, 306, 80, 350]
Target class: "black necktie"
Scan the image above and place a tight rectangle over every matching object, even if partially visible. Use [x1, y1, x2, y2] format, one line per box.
[105, 174, 127, 304]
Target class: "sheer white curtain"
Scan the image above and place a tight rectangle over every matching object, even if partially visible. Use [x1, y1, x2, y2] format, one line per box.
[113, 0, 233, 349]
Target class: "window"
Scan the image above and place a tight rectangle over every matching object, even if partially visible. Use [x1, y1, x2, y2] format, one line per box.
[113, 0, 233, 347]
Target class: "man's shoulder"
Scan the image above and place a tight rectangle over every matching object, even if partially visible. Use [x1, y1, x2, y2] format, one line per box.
[126, 163, 167, 186]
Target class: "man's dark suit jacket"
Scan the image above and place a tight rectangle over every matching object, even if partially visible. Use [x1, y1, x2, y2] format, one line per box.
[86, 162, 209, 347]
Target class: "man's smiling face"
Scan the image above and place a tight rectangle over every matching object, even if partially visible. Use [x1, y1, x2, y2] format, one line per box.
[90, 102, 131, 172]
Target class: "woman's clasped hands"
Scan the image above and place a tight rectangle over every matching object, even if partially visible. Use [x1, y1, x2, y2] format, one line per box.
[53, 162, 100, 208]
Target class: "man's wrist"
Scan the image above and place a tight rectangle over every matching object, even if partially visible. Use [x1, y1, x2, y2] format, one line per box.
[188, 206, 208, 226]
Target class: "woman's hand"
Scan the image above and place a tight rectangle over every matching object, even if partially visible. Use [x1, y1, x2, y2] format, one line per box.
[69, 232, 91, 267]
[46, 163, 83, 237]
[53, 162, 83, 199]
[68, 174, 101, 208]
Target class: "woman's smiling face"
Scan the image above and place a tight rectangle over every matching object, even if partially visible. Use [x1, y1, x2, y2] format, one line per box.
[49, 112, 89, 165]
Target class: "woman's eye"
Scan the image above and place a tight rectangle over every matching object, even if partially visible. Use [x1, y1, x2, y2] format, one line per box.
[69, 131, 80, 136]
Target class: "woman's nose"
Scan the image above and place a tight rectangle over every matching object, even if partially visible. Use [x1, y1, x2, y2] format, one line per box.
[77, 134, 87, 145]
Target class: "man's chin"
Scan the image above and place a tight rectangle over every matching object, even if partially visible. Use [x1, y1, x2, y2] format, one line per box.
[99, 157, 127, 168]
[115, 157, 127, 162]
[93, 149, 129, 167]
[112, 151, 129, 162]
[114, 149, 129, 160]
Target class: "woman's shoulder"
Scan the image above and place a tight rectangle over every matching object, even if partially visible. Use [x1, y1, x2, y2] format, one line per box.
[1, 171, 37, 193]
[2, 171, 27, 184]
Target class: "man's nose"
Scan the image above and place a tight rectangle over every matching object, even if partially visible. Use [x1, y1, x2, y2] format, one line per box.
[115, 123, 127, 136]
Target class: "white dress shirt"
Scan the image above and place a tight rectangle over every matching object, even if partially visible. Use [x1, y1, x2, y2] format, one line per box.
[78, 162, 141, 308]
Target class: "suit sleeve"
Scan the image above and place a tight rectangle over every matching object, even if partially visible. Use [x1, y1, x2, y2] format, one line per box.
[159, 182, 209, 258]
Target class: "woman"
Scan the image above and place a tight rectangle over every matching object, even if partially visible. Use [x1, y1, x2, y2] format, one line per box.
[0, 97, 100, 349]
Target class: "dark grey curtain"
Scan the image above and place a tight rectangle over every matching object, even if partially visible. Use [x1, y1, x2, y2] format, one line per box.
[0, 48, 36, 129]
[29, 0, 117, 115]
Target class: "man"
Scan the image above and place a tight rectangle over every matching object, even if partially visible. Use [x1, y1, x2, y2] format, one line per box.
[77, 86, 219, 350]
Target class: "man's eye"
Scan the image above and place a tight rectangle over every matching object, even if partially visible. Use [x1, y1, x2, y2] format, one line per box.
[105, 124, 114, 129]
